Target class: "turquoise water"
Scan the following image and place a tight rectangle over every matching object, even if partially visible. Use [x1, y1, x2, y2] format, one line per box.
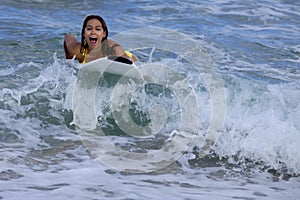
[1, 0, 300, 199]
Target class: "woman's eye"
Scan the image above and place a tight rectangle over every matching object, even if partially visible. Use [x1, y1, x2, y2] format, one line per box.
[86, 27, 92, 31]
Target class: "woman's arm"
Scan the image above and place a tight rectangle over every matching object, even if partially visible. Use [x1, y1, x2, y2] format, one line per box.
[64, 34, 83, 61]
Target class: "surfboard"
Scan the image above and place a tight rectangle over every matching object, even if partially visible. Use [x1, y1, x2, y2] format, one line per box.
[77, 56, 142, 79]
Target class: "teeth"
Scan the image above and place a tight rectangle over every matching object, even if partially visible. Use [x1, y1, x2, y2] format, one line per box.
[89, 38, 98, 45]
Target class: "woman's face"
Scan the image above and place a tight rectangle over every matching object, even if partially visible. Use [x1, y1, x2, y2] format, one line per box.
[84, 18, 106, 51]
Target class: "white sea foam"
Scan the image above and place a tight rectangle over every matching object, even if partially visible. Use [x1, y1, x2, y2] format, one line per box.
[215, 75, 300, 174]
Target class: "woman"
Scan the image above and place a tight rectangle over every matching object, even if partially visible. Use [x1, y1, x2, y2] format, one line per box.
[64, 15, 137, 64]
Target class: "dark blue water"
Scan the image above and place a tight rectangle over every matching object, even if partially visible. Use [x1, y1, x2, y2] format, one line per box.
[1, 0, 300, 199]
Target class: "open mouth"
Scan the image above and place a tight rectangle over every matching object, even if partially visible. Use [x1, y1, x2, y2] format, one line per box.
[89, 37, 98, 45]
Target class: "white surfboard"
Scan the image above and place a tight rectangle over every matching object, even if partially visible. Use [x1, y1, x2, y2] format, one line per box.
[78, 56, 142, 78]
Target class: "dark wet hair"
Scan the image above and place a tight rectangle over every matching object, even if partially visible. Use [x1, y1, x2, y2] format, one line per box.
[80, 15, 108, 55]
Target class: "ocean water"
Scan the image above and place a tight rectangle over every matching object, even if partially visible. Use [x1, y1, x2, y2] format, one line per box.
[1, 0, 300, 199]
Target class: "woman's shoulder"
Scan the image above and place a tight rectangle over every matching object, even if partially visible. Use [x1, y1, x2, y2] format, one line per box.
[64, 34, 83, 60]
[103, 39, 124, 55]
[103, 39, 121, 47]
